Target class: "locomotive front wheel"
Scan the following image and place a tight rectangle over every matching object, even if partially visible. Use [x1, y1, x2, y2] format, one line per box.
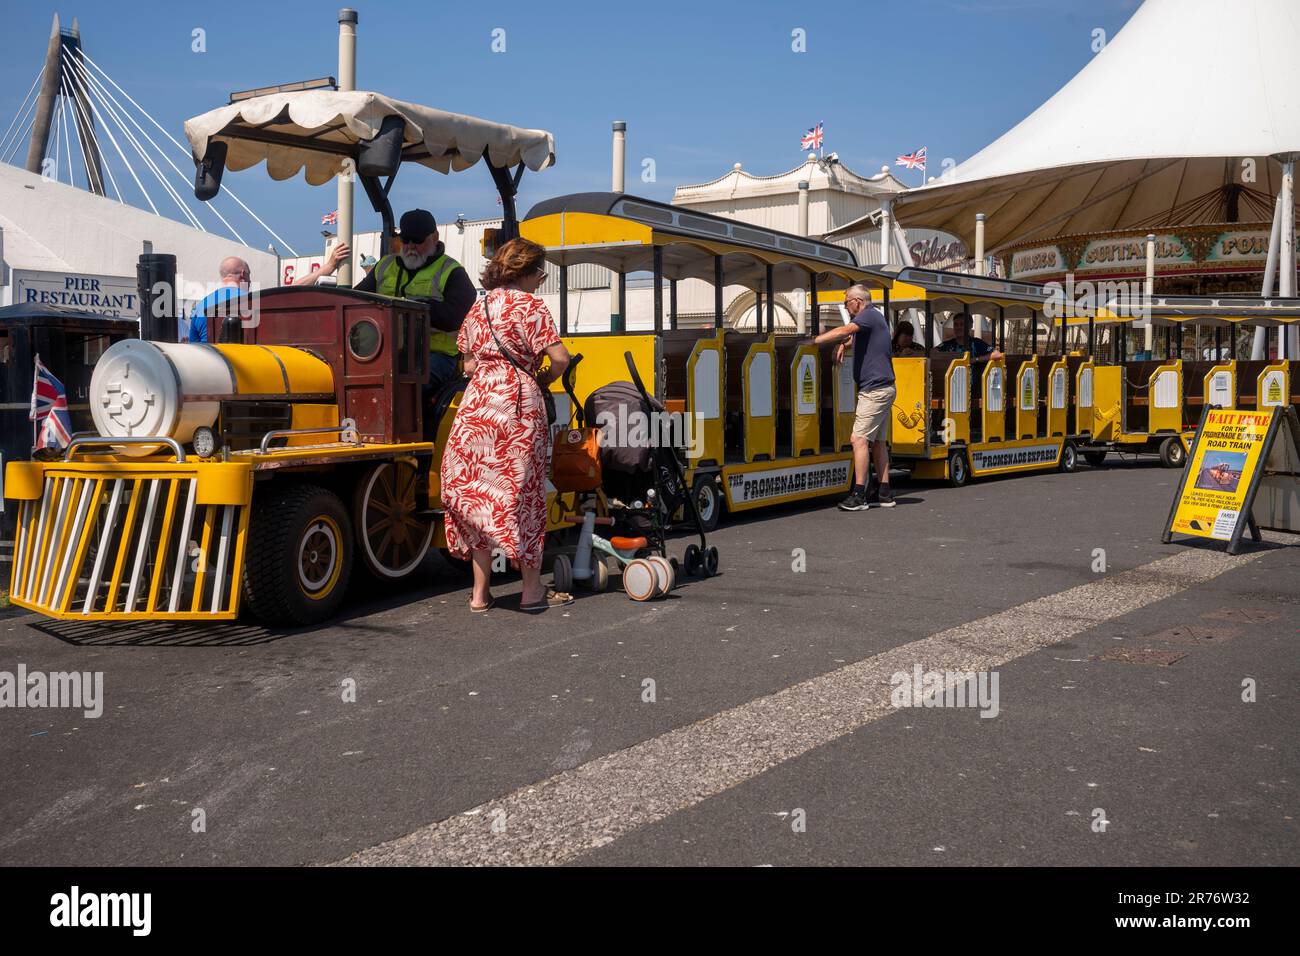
[243, 483, 354, 626]
[355, 461, 434, 580]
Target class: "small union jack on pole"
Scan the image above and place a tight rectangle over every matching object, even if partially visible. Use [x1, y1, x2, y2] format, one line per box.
[895, 147, 928, 186]
[800, 122, 824, 155]
[322, 210, 339, 226]
[29, 354, 73, 452]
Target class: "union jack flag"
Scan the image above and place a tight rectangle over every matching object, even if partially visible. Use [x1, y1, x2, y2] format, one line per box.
[800, 122, 824, 151]
[896, 147, 927, 171]
[30, 355, 72, 451]
[322, 210, 338, 225]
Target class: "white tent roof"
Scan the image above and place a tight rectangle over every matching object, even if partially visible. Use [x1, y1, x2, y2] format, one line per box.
[894, 0, 1300, 251]
[0, 163, 277, 288]
[184, 90, 556, 186]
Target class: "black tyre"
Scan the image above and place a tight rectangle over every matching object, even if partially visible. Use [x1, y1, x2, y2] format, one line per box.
[1159, 436, 1187, 469]
[1083, 449, 1108, 467]
[242, 483, 353, 626]
[683, 543, 702, 576]
[1058, 441, 1078, 473]
[691, 475, 722, 532]
[947, 451, 970, 487]
[703, 546, 720, 578]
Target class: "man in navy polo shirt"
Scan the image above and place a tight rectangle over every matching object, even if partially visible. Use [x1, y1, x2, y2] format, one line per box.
[814, 283, 896, 511]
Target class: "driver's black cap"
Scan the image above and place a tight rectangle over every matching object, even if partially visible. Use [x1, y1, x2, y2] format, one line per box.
[398, 209, 437, 242]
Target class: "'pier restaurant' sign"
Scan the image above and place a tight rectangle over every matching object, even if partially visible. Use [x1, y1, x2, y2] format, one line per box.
[12, 269, 139, 317]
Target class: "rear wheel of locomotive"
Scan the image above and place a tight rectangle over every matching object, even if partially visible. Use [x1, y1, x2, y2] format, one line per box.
[1083, 448, 1108, 468]
[355, 461, 434, 581]
[1159, 436, 1186, 469]
[692, 475, 722, 532]
[242, 483, 353, 626]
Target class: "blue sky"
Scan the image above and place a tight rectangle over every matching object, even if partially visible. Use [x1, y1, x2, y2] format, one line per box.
[0, 0, 1141, 256]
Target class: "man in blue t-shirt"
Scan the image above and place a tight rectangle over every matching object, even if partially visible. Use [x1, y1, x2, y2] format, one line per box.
[186, 256, 251, 343]
[814, 283, 896, 511]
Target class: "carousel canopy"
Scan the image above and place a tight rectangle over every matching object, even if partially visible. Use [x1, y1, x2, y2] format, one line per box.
[893, 0, 1300, 251]
[184, 90, 556, 185]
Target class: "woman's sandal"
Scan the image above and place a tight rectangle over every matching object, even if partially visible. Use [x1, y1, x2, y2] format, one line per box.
[519, 589, 574, 613]
[470, 597, 495, 613]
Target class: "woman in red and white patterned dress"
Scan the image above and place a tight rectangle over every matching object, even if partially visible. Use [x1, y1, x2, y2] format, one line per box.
[440, 238, 572, 613]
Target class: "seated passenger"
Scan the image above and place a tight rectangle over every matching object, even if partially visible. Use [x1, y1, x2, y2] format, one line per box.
[892, 320, 926, 357]
[936, 311, 1003, 362]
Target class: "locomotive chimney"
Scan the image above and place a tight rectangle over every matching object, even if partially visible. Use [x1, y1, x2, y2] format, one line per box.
[137, 252, 178, 343]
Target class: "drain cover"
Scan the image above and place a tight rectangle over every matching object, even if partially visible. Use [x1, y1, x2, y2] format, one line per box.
[1094, 647, 1187, 666]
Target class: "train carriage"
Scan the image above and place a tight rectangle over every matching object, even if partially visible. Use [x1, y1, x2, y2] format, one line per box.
[520, 192, 893, 528]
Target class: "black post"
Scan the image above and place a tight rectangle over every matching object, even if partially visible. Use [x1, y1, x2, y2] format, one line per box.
[714, 256, 724, 329]
[136, 253, 178, 343]
[1215, 326, 1222, 360]
[652, 245, 663, 334]
[616, 271, 627, 333]
[809, 272, 819, 336]
[669, 278, 678, 331]
[1231, 327, 1239, 360]
[753, 290, 761, 333]
[1176, 323, 1184, 360]
[765, 263, 775, 334]
[998, 305, 1005, 352]
[1164, 326, 1172, 359]
[1031, 309, 1038, 354]
[559, 264, 569, 335]
[925, 301, 934, 355]
[1088, 315, 1096, 359]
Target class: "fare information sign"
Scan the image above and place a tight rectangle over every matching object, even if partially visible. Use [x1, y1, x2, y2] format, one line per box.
[1164, 408, 1276, 550]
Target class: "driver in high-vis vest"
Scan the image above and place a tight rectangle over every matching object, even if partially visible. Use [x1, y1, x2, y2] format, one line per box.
[355, 208, 476, 397]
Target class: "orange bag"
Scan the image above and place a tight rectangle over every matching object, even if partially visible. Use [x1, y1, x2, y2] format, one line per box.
[552, 426, 603, 492]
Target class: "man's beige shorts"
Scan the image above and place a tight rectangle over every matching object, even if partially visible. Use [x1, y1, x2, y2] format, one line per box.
[852, 385, 895, 441]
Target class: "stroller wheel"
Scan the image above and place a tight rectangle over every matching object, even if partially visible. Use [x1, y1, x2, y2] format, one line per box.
[703, 546, 720, 578]
[552, 554, 573, 593]
[647, 556, 675, 596]
[683, 544, 702, 576]
[591, 558, 610, 592]
[623, 559, 658, 602]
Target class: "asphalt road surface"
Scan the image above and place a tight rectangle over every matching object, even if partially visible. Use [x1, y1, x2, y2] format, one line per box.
[1, 462, 1295, 866]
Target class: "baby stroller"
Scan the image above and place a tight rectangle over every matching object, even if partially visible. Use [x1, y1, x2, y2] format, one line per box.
[588, 354, 718, 574]
[551, 353, 719, 600]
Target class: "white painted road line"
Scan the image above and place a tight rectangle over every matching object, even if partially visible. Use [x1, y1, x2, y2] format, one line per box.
[339, 546, 1266, 866]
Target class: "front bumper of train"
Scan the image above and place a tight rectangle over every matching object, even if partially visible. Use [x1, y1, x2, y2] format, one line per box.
[5, 457, 252, 621]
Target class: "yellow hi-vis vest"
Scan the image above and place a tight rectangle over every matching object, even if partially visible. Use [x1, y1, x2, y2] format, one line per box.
[374, 252, 463, 356]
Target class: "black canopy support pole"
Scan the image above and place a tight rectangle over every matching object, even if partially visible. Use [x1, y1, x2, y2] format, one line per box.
[1176, 323, 1184, 360]
[809, 272, 819, 336]
[1089, 315, 1096, 359]
[714, 256, 724, 329]
[652, 245, 664, 334]
[1031, 309, 1038, 354]
[669, 278, 678, 331]
[1231, 326, 1239, 360]
[617, 272, 627, 334]
[925, 300, 934, 355]
[998, 305, 1005, 352]
[559, 264, 569, 335]
[765, 263, 775, 334]
[1215, 326, 1222, 360]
